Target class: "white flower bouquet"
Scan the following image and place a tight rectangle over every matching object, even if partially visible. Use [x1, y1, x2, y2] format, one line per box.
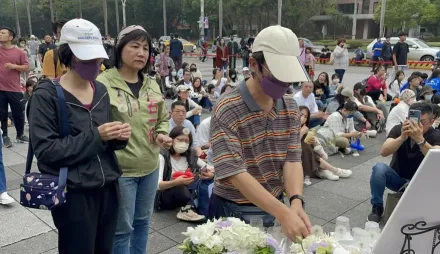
[179, 217, 281, 254]
[289, 226, 347, 254]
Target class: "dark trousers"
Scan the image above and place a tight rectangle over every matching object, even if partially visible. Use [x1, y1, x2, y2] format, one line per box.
[172, 56, 183, 71]
[334, 69, 346, 82]
[0, 91, 25, 137]
[213, 57, 217, 68]
[382, 57, 392, 70]
[229, 56, 236, 69]
[159, 185, 191, 210]
[367, 90, 393, 103]
[371, 56, 380, 71]
[51, 182, 120, 254]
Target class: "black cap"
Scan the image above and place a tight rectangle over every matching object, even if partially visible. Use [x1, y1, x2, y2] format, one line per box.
[0, 27, 16, 39]
[353, 82, 365, 91]
[398, 31, 408, 37]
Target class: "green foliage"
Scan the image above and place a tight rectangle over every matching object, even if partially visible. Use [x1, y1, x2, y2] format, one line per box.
[347, 40, 364, 49]
[373, 0, 438, 29]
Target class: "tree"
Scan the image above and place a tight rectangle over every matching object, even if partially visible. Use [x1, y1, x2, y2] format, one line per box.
[374, 0, 431, 29]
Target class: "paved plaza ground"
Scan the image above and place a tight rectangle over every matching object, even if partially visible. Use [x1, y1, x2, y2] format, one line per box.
[0, 58, 405, 253]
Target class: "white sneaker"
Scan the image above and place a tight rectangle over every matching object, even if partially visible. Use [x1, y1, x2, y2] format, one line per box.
[353, 150, 360, 157]
[176, 205, 205, 222]
[344, 148, 352, 155]
[334, 168, 352, 178]
[314, 145, 328, 160]
[0, 192, 15, 205]
[317, 170, 339, 181]
[366, 130, 377, 138]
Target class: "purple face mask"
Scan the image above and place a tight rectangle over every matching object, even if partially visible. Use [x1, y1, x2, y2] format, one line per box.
[73, 60, 101, 81]
[260, 76, 290, 99]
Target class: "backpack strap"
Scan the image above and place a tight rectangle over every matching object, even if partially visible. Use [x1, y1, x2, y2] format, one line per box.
[25, 80, 71, 187]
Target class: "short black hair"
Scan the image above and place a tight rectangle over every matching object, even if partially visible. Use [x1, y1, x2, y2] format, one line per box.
[421, 73, 429, 79]
[410, 102, 434, 116]
[182, 62, 189, 70]
[171, 101, 186, 110]
[52, 20, 68, 34]
[113, 29, 153, 74]
[344, 101, 358, 111]
[58, 44, 75, 68]
[412, 71, 423, 77]
[432, 94, 440, 104]
[212, 68, 221, 78]
[398, 31, 408, 37]
[251, 51, 266, 74]
[385, 36, 390, 39]
[432, 104, 440, 118]
[0, 27, 16, 39]
[18, 37, 26, 44]
[408, 75, 419, 82]
[183, 69, 191, 76]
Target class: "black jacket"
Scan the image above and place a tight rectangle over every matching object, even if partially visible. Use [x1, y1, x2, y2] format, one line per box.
[28, 79, 126, 189]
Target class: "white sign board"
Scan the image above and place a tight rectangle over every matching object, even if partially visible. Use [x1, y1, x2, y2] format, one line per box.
[374, 149, 440, 254]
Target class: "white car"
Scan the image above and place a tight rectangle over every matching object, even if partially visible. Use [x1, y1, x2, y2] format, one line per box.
[366, 37, 439, 62]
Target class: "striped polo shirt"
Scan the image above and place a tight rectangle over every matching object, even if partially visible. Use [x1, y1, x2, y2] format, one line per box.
[211, 81, 302, 203]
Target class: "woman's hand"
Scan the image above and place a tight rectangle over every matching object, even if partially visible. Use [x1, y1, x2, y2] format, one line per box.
[173, 175, 194, 185]
[98, 121, 123, 141]
[117, 123, 132, 140]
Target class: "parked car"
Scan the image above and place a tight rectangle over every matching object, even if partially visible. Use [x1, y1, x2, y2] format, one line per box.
[162, 37, 196, 52]
[299, 38, 325, 57]
[366, 37, 439, 61]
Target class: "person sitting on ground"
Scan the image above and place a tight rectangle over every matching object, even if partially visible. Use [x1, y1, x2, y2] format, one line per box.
[313, 72, 330, 110]
[189, 63, 202, 80]
[399, 71, 423, 92]
[169, 101, 197, 146]
[293, 82, 328, 128]
[238, 67, 250, 83]
[385, 90, 417, 135]
[353, 82, 387, 132]
[175, 85, 202, 126]
[177, 62, 189, 80]
[368, 103, 440, 223]
[177, 69, 193, 90]
[322, 101, 365, 155]
[228, 68, 240, 87]
[388, 70, 405, 98]
[210, 67, 228, 95]
[206, 84, 219, 110]
[418, 86, 435, 103]
[299, 106, 352, 181]
[155, 126, 209, 222]
[328, 73, 343, 100]
[326, 88, 373, 132]
[164, 68, 179, 99]
[405, 75, 422, 99]
[366, 65, 392, 102]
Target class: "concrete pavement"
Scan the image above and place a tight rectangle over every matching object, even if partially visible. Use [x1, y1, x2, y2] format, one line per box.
[0, 58, 404, 253]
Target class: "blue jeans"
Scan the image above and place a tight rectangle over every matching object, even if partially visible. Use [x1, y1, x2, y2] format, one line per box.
[370, 163, 407, 207]
[316, 100, 325, 111]
[334, 69, 346, 82]
[113, 169, 159, 254]
[0, 138, 6, 193]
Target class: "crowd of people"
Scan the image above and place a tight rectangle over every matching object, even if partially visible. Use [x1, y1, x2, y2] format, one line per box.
[1, 16, 440, 254]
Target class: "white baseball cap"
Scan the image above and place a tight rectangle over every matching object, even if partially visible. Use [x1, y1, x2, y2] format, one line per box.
[59, 18, 108, 61]
[252, 25, 310, 83]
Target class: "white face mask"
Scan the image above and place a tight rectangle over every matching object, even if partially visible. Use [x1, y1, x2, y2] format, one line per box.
[332, 79, 340, 84]
[171, 71, 177, 77]
[173, 141, 189, 154]
[20, 43, 25, 47]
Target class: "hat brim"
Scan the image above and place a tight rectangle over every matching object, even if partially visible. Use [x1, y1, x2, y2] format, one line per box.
[68, 43, 109, 61]
[263, 51, 311, 83]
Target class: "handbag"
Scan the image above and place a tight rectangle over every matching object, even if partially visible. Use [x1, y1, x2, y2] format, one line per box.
[383, 182, 409, 224]
[19, 80, 71, 210]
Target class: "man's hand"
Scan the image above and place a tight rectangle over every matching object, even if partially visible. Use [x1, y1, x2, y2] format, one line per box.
[116, 123, 132, 140]
[278, 202, 311, 241]
[199, 169, 214, 180]
[408, 120, 424, 143]
[365, 121, 372, 130]
[351, 131, 362, 139]
[4, 63, 18, 70]
[400, 120, 412, 141]
[155, 133, 173, 150]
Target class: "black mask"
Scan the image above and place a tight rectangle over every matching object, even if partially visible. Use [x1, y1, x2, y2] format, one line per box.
[360, 89, 366, 96]
[190, 68, 197, 72]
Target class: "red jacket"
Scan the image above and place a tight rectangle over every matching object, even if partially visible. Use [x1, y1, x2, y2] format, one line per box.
[215, 46, 229, 68]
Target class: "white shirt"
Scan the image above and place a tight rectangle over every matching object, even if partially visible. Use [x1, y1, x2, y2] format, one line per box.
[158, 154, 207, 188]
[195, 117, 211, 147]
[388, 80, 402, 98]
[324, 111, 355, 137]
[386, 102, 410, 135]
[183, 81, 192, 90]
[211, 78, 228, 95]
[353, 95, 375, 107]
[293, 91, 319, 113]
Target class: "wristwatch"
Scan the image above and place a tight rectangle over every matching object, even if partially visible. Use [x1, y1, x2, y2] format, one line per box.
[417, 139, 426, 146]
[289, 194, 305, 207]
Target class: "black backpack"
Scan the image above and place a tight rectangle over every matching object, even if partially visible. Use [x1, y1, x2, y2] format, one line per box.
[103, 43, 114, 69]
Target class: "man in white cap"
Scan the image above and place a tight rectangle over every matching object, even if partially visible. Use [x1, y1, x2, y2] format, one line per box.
[209, 25, 312, 240]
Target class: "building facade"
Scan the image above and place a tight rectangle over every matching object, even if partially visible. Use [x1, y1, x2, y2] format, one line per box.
[311, 0, 380, 39]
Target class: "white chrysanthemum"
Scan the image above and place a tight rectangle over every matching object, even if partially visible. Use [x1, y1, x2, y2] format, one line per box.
[311, 225, 324, 237]
[219, 218, 267, 253]
[183, 220, 217, 245]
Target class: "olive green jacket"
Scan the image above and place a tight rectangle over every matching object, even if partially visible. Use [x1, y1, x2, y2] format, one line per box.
[97, 68, 169, 177]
